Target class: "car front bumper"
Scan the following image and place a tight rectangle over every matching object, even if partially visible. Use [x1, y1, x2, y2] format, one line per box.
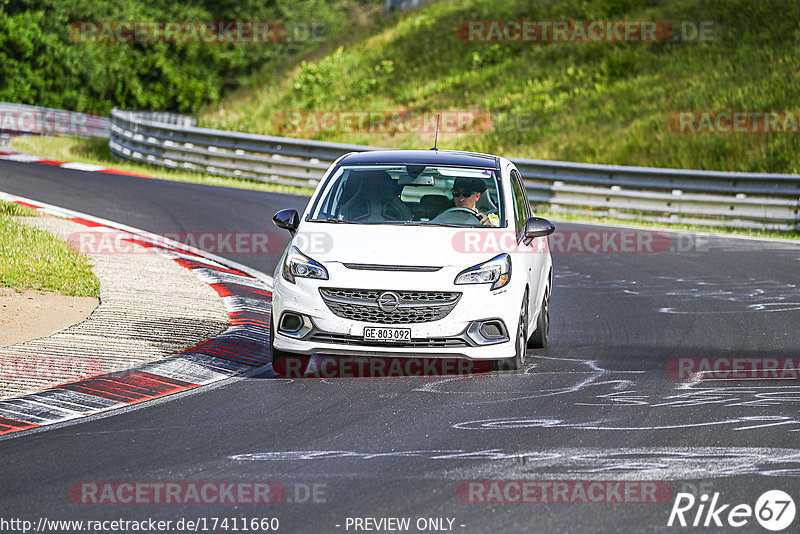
[271, 263, 526, 361]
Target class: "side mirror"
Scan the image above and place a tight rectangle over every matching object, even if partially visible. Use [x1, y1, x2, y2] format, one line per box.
[522, 216, 555, 245]
[273, 209, 300, 235]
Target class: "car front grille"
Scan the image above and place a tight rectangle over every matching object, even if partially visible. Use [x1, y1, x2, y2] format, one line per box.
[343, 263, 442, 272]
[319, 288, 461, 324]
[308, 332, 469, 348]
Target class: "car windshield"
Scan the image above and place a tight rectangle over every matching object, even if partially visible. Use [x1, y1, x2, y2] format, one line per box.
[308, 164, 504, 227]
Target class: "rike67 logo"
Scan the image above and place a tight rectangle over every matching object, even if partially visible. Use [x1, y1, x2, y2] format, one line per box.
[668, 490, 795, 531]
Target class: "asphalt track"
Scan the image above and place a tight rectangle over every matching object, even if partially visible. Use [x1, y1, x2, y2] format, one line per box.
[1, 160, 800, 533]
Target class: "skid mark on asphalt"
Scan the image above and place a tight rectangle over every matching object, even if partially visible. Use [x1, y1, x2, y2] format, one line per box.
[413, 355, 606, 403]
[228, 447, 800, 479]
[554, 266, 638, 291]
[438, 447, 800, 480]
[411, 351, 800, 435]
[453, 415, 800, 432]
[558, 266, 800, 313]
[578, 384, 800, 408]
[447, 378, 800, 432]
[649, 275, 800, 313]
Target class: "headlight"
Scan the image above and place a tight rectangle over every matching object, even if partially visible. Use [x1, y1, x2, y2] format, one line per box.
[282, 246, 328, 283]
[454, 253, 511, 290]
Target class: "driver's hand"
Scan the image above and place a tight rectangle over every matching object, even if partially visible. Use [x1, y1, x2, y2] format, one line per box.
[476, 212, 492, 226]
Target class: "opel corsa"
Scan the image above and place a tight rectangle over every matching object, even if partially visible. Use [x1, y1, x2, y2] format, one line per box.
[270, 150, 555, 371]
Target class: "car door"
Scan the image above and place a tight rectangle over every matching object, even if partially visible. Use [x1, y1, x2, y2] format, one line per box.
[508, 165, 548, 325]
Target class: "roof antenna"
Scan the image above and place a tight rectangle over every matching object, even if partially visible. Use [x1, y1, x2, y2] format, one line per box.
[430, 113, 440, 151]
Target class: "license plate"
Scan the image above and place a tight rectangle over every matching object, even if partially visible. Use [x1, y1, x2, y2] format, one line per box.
[363, 327, 411, 342]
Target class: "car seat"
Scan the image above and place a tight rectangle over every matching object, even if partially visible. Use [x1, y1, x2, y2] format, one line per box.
[476, 189, 498, 214]
[339, 170, 413, 222]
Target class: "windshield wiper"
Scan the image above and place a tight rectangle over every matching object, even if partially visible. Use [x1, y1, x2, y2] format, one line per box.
[402, 222, 473, 228]
[317, 218, 353, 224]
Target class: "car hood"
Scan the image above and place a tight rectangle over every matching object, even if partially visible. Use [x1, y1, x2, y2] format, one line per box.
[293, 222, 499, 268]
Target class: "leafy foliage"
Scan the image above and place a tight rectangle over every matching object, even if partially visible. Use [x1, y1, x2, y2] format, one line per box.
[0, 0, 372, 114]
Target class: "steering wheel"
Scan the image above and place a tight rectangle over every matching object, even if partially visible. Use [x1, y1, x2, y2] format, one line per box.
[431, 207, 483, 225]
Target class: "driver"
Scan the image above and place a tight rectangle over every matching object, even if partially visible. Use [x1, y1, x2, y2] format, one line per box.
[447, 177, 498, 227]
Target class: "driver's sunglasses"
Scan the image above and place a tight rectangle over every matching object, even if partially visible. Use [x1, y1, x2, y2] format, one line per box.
[451, 190, 475, 198]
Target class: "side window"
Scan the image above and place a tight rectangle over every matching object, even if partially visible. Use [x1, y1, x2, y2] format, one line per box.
[510, 170, 528, 236]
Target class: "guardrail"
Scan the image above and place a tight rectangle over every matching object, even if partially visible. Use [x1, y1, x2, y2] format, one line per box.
[0, 102, 110, 138]
[108, 108, 800, 230]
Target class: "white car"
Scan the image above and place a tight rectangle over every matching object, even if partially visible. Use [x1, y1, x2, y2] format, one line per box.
[270, 149, 554, 372]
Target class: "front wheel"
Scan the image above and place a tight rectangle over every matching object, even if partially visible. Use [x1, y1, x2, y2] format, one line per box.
[528, 293, 549, 349]
[492, 294, 527, 371]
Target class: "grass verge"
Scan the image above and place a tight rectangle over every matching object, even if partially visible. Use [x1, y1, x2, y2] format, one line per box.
[0, 201, 100, 297]
[10, 136, 314, 197]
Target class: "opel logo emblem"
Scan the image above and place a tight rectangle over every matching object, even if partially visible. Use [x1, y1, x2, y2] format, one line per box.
[377, 291, 400, 312]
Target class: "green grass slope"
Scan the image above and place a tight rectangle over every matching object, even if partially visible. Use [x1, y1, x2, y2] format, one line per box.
[199, 0, 800, 174]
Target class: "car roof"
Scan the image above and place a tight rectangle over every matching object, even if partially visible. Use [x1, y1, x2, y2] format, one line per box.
[338, 149, 500, 169]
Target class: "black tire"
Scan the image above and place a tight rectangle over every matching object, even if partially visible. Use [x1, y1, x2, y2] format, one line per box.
[528, 292, 549, 349]
[491, 293, 527, 371]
